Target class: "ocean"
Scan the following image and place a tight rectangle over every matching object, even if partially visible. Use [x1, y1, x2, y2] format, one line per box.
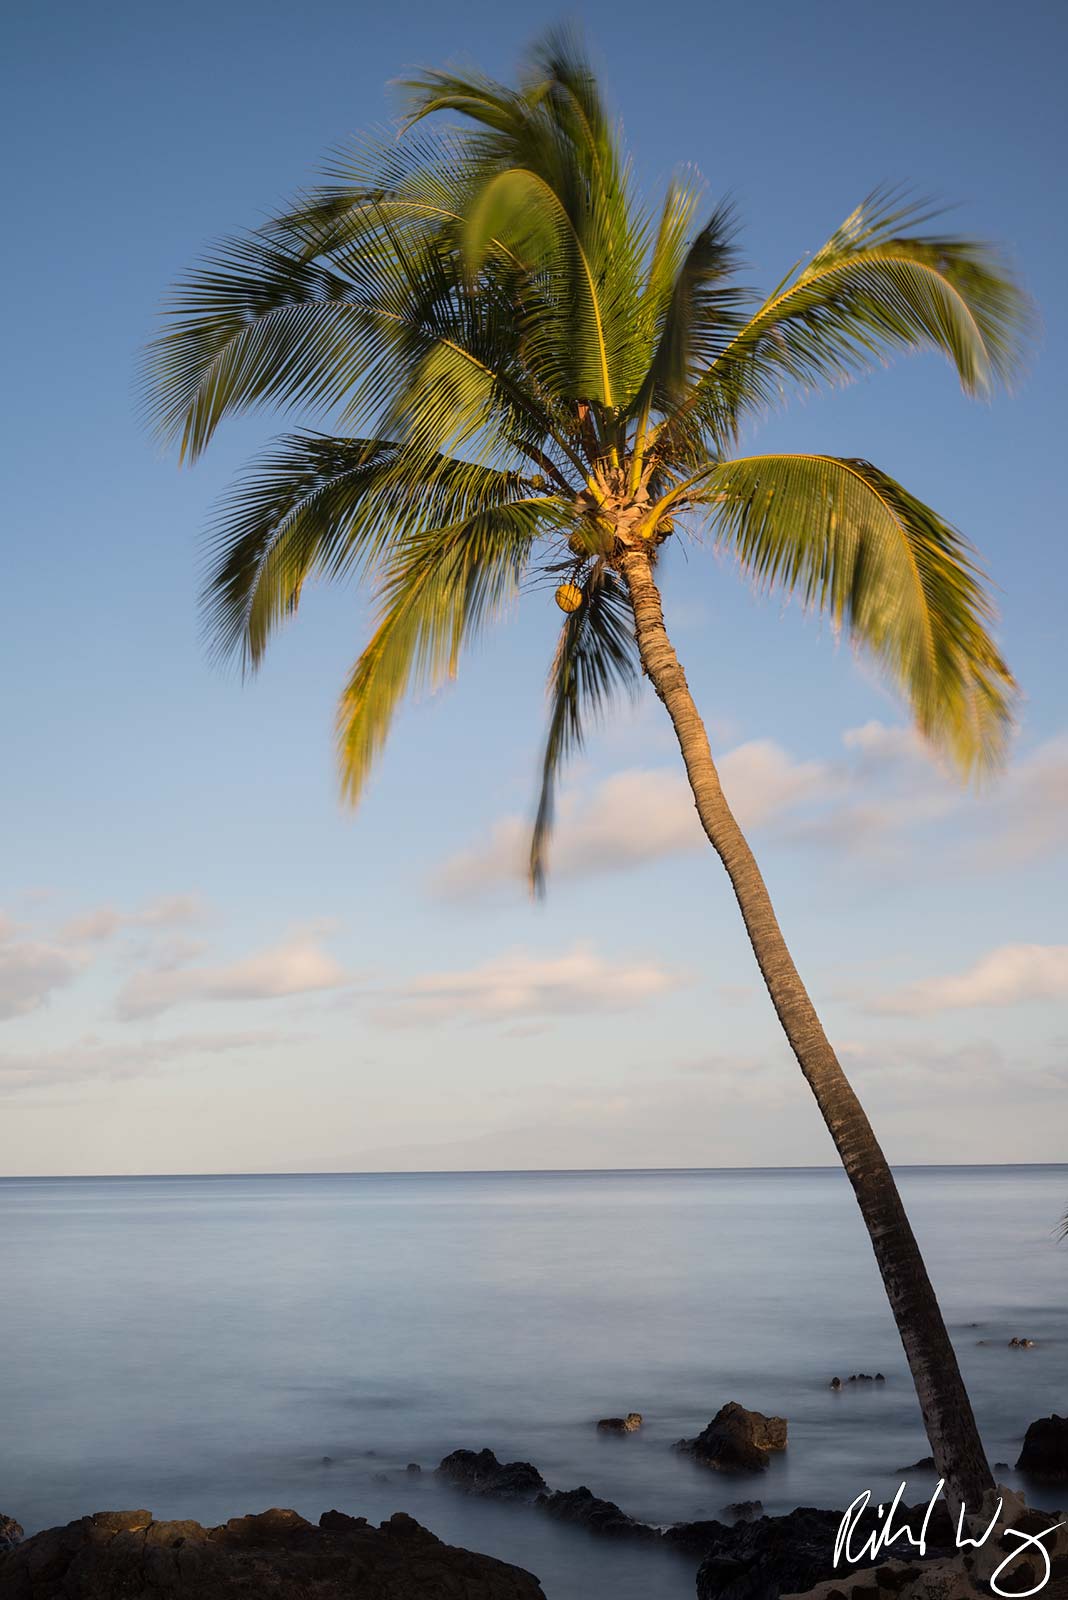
[1, 1166, 1065, 1598]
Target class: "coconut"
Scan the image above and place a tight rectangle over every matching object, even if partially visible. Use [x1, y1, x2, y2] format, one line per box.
[554, 583, 584, 613]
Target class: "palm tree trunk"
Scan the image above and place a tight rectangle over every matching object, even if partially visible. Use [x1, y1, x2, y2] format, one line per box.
[619, 543, 994, 1514]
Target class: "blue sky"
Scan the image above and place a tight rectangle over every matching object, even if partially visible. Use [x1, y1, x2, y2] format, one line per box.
[2, 0, 1065, 1174]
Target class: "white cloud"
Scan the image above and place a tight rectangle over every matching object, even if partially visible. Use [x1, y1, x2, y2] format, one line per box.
[432, 723, 1068, 900]
[719, 739, 834, 825]
[0, 1030, 297, 1097]
[434, 741, 831, 899]
[0, 918, 86, 1020]
[841, 720, 928, 765]
[871, 944, 1068, 1015]
[374, 943, 686, 1026]
[432, 769, 698, 899]
[116, 931, 348, 1020]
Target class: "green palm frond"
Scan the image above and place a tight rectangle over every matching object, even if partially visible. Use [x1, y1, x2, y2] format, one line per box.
[661, 189, 1033, 448]
[267, 127, 481, 261]
[143, 214, 581, 475]
[336, 495, 569, 805]
[204, 433, 537, 668]
[145, 237, 363, 460]
[628, 199, 749, 483]
[637, 178, 703, 342]
[637, 202, 746, 405]
[530, 567, 640, 893]
[461, 166, 620, 407]
[404, 30, 651, 420]
[699, 453, 1016, 774]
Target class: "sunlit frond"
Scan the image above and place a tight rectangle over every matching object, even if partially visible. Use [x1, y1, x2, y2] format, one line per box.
[661, 189, 1033, 448]
[336, 496, 568, 805]
[204, 432, 536, 668]
[700, 453, 1016, 774]
[629, 200, 748, 462]
[404, 31, 651, 418]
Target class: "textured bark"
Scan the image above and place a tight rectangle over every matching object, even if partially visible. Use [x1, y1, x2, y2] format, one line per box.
[619, 544, 994, 1514]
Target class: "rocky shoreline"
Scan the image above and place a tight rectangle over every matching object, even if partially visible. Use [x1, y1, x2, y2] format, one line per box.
[5, 1488, 1067, 1600]
[0, 1507, 545, 1598]
[430, 1418, 1068, 1600]
[436, 1444, 957, 1596]
[4, 1412, 1065, 1598]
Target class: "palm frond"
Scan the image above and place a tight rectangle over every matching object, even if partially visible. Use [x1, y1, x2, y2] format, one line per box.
[204, 432, 537, 668]
[462, 165, 619, 407]
[628, 198, 748, 476]
[144, 237, 364, 460]
[336, 496, 568, 805]
[266, 126, 480, 261]
[530, 567, 640, 892]
[663, 189, 1033, 447]
[144, 196, 584, 475]
[700, 452, 1016, 774]
[404, 34, 651, 419]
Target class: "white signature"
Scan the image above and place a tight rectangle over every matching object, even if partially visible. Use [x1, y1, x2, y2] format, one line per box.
[834, 1480, 1065, 1598]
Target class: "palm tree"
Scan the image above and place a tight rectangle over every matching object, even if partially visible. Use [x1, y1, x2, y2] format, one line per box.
[147, 34, 1031, 1511]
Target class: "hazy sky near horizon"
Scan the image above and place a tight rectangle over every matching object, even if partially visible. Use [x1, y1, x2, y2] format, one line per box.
[2, 0, 1066, 1175]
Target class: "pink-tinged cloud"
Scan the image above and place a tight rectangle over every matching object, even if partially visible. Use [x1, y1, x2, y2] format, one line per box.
[59, 894, 207, 946]
[374, 943, 687, 1026]
[0, 916, 86, 1020]
[116, 933, 347, 1020]
[870, 943, 1068, 1015]
[434, 741, 831, 899]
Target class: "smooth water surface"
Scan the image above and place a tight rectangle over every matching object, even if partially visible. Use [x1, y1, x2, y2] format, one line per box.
[2, 1166, 1065, 1598]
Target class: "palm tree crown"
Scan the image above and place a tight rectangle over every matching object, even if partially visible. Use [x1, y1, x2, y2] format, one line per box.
[147, 32, 1029, 893]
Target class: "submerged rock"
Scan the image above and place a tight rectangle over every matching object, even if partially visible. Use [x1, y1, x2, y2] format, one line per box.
[437, 1447, 548, 1498]
[723, 1500, 763, 1523]
[535, 1485, 657, 1541]
[0, 1506, 545, 1597]
[596, 1412, 643, 1433]
[1016, 1413, 1068, 1478]
[433, 1437, 959, 1600]
[677, 1403, 788, 1473]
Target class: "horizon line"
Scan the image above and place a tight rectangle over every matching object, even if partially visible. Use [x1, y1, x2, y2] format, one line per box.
[2, 1161, 1066, 1182]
